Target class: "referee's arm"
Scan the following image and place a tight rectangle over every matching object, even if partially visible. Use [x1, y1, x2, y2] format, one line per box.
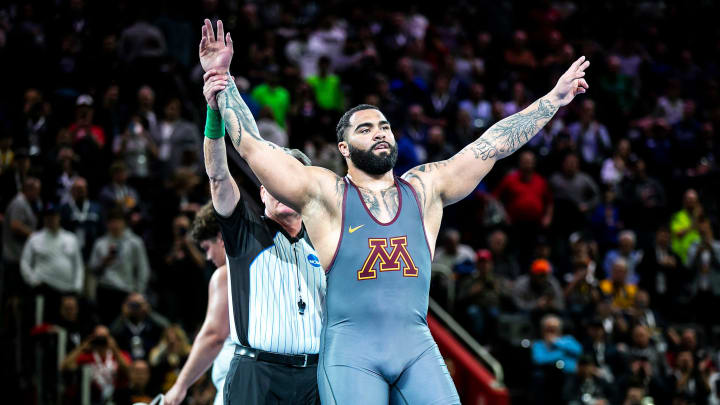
[164, 266, 230, 405]
[203, 73, 241, 218]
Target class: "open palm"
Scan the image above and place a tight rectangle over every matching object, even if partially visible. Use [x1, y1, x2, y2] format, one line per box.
[199, 19, 233, 73]
[552, 56, 590, 106]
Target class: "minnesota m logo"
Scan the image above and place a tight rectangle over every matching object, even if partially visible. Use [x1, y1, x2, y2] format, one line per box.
[357, 236, 419, 280]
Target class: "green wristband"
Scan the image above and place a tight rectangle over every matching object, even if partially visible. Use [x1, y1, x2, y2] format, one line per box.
[204, 106, 225, 139]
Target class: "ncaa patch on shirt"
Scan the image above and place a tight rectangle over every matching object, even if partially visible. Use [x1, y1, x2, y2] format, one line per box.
[307, 254, 321, 267]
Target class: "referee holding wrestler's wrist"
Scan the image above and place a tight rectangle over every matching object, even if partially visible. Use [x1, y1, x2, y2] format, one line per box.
[202, 73, 325, 404]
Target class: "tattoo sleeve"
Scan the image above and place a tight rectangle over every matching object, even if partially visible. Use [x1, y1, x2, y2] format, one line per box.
[463, 98, 559, 161]
[216, 74, 261, 150]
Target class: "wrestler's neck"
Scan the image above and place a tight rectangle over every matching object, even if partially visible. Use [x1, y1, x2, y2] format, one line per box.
[347, 167, 395, 192]
[266, 209, 302, 238]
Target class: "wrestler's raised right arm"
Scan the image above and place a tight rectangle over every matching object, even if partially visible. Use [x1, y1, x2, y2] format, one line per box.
[200, 19, 339, 214]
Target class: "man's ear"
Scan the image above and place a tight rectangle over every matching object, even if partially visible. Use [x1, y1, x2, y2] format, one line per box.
[338, 141, 350, 158]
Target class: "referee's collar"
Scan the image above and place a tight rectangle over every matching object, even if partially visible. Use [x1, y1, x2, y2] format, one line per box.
[261, 215, 306, 244]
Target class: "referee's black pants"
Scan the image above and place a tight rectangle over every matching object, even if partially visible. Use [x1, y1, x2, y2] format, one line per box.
[224, 355, 320, 404]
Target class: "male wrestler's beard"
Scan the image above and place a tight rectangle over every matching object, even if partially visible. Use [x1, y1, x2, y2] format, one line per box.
[348, 141, 398, 175]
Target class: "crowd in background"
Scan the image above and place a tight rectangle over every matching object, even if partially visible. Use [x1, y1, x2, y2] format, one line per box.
[0, 0, 719, 404]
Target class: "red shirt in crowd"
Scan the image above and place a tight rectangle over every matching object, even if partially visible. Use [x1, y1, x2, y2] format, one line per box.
[494, 170, 552, 224]
[69, 123, 106, 148]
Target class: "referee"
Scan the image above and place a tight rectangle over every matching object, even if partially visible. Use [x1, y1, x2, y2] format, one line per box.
[202, 73, 325, 404]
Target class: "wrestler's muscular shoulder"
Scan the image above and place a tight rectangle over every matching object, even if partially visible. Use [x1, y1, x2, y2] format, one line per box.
[299, 169, 346, 269]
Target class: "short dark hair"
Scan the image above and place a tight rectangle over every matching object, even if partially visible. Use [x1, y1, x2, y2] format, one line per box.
[336, 104, 380, 143]
[191, 201, 221, 243]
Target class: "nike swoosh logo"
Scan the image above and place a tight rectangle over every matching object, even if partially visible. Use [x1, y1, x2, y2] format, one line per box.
[348, 225, 365, 234]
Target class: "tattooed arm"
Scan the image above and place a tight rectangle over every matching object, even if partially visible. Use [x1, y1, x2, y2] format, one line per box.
[199, 19, 339, 214]
[403, 56, 590, 211]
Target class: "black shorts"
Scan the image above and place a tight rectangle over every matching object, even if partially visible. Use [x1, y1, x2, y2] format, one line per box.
[224, 354, 320, 405]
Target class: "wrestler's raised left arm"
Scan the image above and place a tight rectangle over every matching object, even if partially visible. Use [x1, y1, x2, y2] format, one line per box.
[402, 56, 590, 212]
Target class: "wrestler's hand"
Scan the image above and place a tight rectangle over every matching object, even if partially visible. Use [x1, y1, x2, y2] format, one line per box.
[199, 19, 233, 74]
[203, 69, 229, 110]
[164, 384, 187, 405]
[549, 56, 590, 107]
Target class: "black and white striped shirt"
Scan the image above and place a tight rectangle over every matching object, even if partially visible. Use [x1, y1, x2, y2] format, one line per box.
[215, 199, 325, 354]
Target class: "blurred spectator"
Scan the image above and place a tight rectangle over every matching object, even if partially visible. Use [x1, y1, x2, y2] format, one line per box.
[638, 226, 683, 317]
[89, 209, 150, 324]
[626, 325, 666, 379]
[61, 325, 131, 404]
[598, 55, 636, 120]
[590, 186, 623, 251]
[494, 150, 553, 265]
[400, 104, 429, 155]
[160, 214, 206, 330]
[671, 189, 703, 264]
[530, 315, 582, 404]
[673, 100, 702, 171]
[51, 146, 79, 204]
[655, 79, 685, 126]
[686, 219, 720, 331]
[251, 68, 291, 129]
[600, 138, 631, 187]
[567, 99, 611, 169]
[667, 350, 710, 404]
[504, 81, 531, 117]
[155, 98, 201, 177]
[20, 202, 84, 322]
[424, 74, 458, 129]
[0, 133, 13, 174]
[504, 30, 537, 75]
[113, 114, 158, 183]
[600, 258, 638, 310]
[434, 228, 476, 276]
[487, 229, 521, 280]
[136, 85, 160, 140]
[19, 88, 54, 158]
[114, 359, 153, 405]
[627, 290, 665, 345]
[118, 13, 167, 65]
[456, 249, 506, 343]
[393, 116, 422, 176]
[0, 148, 32, 211]
[550, 153, 600, 232]
[99, 161, 140, 215]
[603, 230, 643, 283]
[256, 106, 288, 147]
[390, 56, 428, 106]
[110, 293, 167, 361]
[618, 157, 666, 245]
[60, 177, 104, 261]
[306, 55, 344, 113]
[564, 258, 601, 324]
[425, 126, 455, 162]
[56, 294, 92, 354]
[2, 177, 41, 295]
[618, 375, 660, 405]
[513, 259, 564, 314]
[459, 82, 492, 133]
[149, 325, 191, 393]
[68, 95, 106, 149]
[562, 355, 616, 405]
[583, 318, 624, 383]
